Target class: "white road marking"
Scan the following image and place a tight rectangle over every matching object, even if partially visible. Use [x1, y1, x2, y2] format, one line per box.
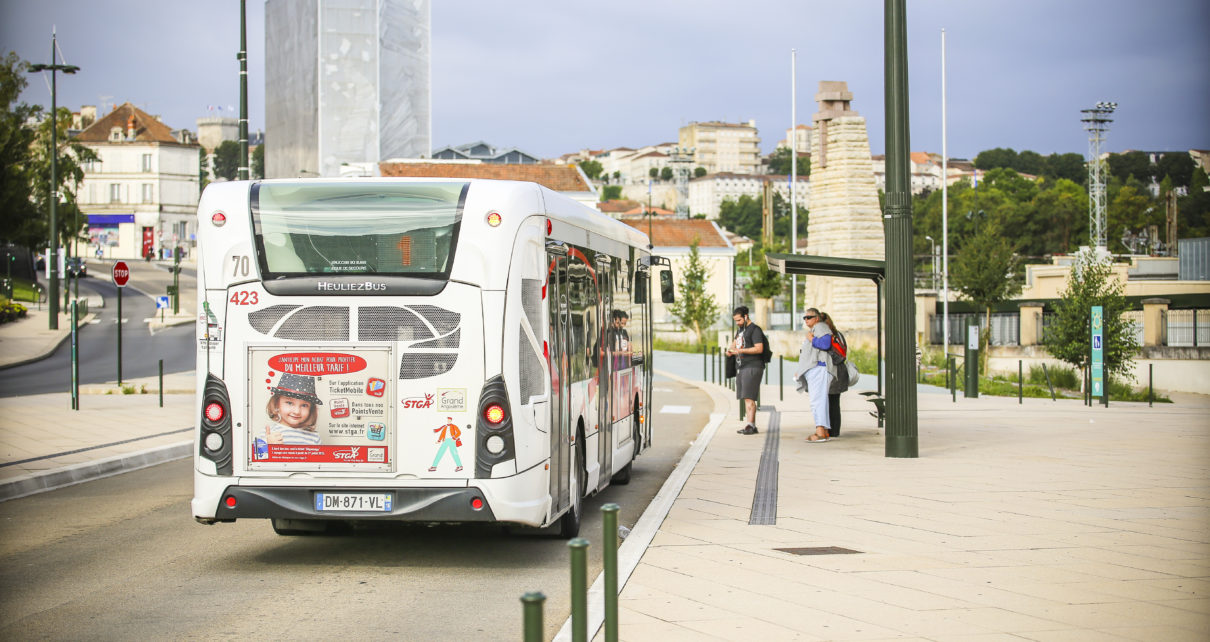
[660, 405, 691, 414]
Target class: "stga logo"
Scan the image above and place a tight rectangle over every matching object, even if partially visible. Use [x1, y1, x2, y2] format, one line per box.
[332, 447, 362, 461]
[401, 393, 434, 409]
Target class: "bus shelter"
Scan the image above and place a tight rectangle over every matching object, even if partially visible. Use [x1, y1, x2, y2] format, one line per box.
[764, 252, 887, 403]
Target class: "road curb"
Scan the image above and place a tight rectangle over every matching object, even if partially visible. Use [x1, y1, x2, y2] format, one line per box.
[0, 440, 192, 503]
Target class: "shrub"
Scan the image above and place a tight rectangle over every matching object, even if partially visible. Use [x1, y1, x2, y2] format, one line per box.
[0, 301, 28, 324]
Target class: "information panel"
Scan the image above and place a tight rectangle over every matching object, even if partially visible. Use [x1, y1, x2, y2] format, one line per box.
[1090, 305, 1104, 399]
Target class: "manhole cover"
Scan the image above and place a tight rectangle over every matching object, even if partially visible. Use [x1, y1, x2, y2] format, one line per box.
[774, 547, 862, 556]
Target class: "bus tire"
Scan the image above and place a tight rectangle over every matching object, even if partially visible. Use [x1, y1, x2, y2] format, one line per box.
[271, 518, 330, 536]
[558, 427, 585, 538]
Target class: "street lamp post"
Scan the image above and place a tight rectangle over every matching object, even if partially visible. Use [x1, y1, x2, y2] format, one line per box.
[29, 31, 79, 331]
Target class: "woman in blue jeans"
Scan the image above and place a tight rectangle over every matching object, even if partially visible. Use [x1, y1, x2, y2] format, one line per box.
[797, 307, 838, 442]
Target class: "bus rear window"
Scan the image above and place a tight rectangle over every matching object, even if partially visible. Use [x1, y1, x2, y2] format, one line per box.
[251, 182, 468, 278]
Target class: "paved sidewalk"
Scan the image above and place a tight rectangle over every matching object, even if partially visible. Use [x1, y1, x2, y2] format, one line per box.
[0, 372, 194, 501]
[603, 375, 1210, 640]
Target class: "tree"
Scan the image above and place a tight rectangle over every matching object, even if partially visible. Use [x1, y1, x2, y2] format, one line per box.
[0, 52, 41, 247]
[600, 185, 622, 200]
[648, 167, 658, 179]
[1032, 178, 1087, 254]
[27, 105, 98, 253]
[1107, 183, 1156, 253]
[767, 146, 809, 176]
[669, 238, 720, 345]
[1045, 152, 1086, 185]
[251, 144, 264, 179]
[212, 140, 240, 180]
[694, 167, 706, 178]
[660, 166, 672, 181]
[1044, 250, 1139, 382]
[577, 159, 602, 180]
[717, 194, 761, 239]
[1155, 151, 1194, 187]
[1107, 151, 1152, 184]
[950, 221, 1023, 373]
[974, 147, 1018, 171]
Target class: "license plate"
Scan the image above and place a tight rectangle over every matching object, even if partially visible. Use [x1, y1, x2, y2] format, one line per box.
[314, 492, 393, 512]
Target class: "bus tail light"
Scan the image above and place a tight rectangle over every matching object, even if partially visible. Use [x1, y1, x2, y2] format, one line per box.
[200, 374, 233, 476]
[470, 497, 484, 511]
[474, 375, 515, 478]
[484, 403, 506, 425]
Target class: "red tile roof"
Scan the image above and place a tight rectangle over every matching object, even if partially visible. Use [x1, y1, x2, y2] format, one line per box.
[620, 219, 730, 248]
[73, 102, 180, 144]
[378, 162, 592, 192]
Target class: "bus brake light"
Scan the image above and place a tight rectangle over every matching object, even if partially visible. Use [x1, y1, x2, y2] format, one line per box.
[484, 404, 506, 424]
[205, 402, 225, 423]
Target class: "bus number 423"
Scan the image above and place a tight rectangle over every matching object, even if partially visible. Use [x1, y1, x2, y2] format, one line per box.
[229, 291, 259, 305]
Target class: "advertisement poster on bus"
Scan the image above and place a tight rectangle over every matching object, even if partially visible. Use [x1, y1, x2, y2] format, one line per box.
[247, 346, 393, 470]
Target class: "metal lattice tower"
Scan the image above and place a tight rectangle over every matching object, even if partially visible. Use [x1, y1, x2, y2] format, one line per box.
[668, 146, 695, 219]
[1081, 101, 1117, 249]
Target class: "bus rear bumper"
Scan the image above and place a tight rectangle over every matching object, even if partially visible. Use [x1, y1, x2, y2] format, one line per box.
[192, 463, 551, 526]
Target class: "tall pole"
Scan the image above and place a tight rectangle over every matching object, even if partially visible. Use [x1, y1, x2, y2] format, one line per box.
[238, 0, 249, 180]
[30, 31, 80, 330]
[883, 0, 918, 457]
[790, 49, 798, 325]
[941, 28, 949, 361]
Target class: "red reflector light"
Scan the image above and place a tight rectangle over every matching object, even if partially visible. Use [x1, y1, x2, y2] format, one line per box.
[225, 496, 237, 508]
[205, 402, 225, 423]
[471, 497, 484, 511]
[484, 404, 506, 424]
[546, 219, 552, 234]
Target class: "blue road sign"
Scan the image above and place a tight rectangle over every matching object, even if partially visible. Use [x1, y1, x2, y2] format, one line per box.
[156, 296, 170, 309]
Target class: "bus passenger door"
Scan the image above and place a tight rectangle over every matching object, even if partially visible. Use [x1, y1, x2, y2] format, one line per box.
[596, 257, 613, 490]
[547, 253, 571, 515]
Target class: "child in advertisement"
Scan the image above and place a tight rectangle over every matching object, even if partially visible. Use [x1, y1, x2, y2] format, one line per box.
[264, 372, 324, 446]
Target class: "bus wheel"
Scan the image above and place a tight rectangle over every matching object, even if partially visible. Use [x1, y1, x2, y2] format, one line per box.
[558, 429, 585, 538]
[271, 518, 330, 536]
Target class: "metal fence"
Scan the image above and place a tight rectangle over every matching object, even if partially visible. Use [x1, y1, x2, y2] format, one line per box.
[929, 312, 1019, 346]
[1166, 309, 1208, 347]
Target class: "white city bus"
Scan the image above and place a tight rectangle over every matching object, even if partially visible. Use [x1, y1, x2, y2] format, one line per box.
[192, 178, 674, 537]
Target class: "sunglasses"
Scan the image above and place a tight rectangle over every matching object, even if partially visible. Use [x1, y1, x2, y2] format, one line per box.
[802, 314, 816, 320]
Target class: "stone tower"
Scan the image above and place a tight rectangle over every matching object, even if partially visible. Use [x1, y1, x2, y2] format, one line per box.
[803, 81, 885, 333]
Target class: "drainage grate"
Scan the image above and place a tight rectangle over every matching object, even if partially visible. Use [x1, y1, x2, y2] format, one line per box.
[775, 547, 863, 556]
[748, 406, 780, 525]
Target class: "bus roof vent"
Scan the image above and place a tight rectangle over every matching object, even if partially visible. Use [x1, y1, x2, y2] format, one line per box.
[359, 306, 433, 342]
[248, 305, 299, 335]
[518, 327, 544, 404]
[409, 305, 461, 335]
[274, 306, 349, 341]
[521, 278, 542, 334]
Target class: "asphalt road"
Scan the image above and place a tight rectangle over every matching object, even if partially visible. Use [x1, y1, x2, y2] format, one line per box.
[0, 376, 713, 641]
[0, 262, 196, 397]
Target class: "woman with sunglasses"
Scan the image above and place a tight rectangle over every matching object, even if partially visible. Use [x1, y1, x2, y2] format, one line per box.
[795, 307, 839, 442]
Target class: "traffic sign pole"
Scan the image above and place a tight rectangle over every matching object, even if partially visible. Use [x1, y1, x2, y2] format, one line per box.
[113, 261, 129, 384]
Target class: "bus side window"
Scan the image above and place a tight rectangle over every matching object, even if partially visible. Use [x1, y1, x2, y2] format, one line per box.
[634, 271, 647, 303]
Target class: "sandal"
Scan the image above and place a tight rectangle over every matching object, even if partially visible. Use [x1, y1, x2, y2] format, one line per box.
[806, 435, 829, 442]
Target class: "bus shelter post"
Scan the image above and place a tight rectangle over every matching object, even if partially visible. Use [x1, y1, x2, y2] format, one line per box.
[569, 537, 589, 642]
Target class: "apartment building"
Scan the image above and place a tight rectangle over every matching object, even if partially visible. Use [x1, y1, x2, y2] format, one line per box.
[688, 172, 810, 220]
[678, 121, 761, 175]
[777, 124, 814, 154]
[73, 103, 200, 260]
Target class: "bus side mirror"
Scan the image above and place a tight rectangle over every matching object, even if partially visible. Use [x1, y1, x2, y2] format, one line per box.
[659, 270, 675, 303]
[634, 272, 647, 304]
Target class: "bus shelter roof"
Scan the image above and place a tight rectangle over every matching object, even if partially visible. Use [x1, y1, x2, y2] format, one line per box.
[764, 252, 885, 282]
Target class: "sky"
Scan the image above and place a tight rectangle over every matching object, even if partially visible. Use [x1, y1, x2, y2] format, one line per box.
[2, 0, 1208, 162]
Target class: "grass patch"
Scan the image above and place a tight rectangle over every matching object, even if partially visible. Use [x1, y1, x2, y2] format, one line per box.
[653, 337, 712, 354]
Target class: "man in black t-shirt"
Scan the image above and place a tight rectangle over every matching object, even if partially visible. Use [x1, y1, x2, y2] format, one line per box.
[725, 306, 767, 435]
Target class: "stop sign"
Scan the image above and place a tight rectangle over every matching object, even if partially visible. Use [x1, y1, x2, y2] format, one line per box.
[113, 261, 130, 287]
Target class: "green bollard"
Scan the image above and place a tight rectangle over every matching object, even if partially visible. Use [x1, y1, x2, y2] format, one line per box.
[1149, 364, 1153, 407]
[1042, 363, 1056, 401]
[702, 344, 707, 381]
[779, 355, 783, 401]
[159, 359, 164, 408]
[521, 591, 545, 642]
[569, 537, 589, 642]
[1018, 360, 1023, 404]
[602, 503, 620, 642]
[949, 357, 957, 403]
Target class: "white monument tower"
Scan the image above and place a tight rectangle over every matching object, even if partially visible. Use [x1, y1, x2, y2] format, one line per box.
[803, 81, 885, 334]
[265, 0, 431, 178]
